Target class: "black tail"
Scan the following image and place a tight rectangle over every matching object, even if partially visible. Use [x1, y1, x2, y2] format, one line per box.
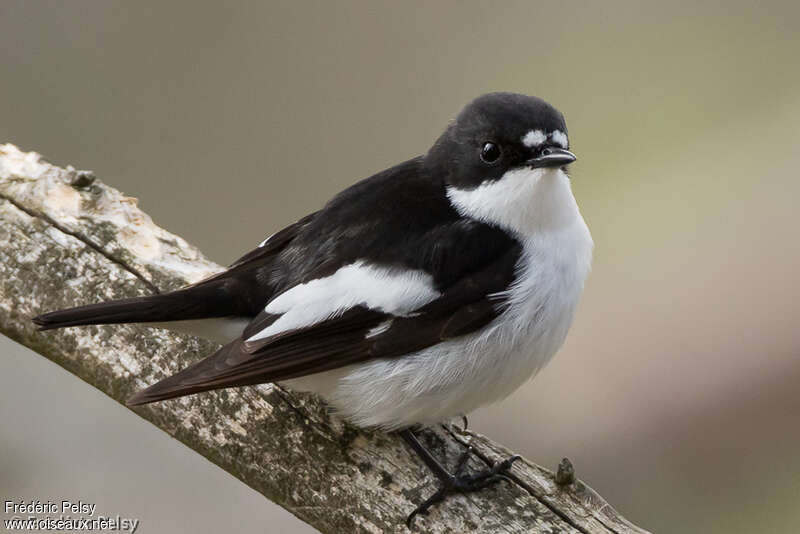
[33, 279, 255, 331]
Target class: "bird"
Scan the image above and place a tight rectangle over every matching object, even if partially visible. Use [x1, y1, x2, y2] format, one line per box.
[33, 92, 593, 524]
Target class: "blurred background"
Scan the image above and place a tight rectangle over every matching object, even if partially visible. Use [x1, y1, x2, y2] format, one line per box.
[1, 1, 799, 532]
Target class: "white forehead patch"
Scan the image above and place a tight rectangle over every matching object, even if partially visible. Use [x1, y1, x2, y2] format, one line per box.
[551, 130, 568, 148]
[522, 130, 547, 147]
[522, 129, 569, 149]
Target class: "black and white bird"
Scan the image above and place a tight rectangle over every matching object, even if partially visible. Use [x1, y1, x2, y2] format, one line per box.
[34, 92, 593, 522]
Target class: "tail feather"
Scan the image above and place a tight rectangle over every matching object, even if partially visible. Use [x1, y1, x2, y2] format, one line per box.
[33, 281, 246, 331]
[126, 340, 250, 405]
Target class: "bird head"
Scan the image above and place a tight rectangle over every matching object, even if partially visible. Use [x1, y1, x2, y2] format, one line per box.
[426, 92, 575, 190]
[427, 93, 580, 234]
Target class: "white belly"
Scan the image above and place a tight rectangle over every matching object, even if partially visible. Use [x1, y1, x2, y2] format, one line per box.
[286, 215, 593, 429]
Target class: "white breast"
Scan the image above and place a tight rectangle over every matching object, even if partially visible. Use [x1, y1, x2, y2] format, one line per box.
[286, 168, 593, 430]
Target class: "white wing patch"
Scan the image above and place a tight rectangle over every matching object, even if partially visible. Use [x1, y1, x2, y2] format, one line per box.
[246, 261, 440, 342]
[522, 129, 547, 147]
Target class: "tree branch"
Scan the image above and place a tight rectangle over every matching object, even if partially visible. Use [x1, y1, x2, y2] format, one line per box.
[0, 143, 650, 533]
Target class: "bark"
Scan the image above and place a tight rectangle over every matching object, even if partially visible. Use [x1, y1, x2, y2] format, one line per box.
[0, 143, 651, 534]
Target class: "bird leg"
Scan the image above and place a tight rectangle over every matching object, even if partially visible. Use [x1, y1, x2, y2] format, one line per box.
[399, 427, 520, 527]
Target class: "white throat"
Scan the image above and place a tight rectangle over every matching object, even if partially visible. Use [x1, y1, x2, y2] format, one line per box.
[446, 167, 580, 236]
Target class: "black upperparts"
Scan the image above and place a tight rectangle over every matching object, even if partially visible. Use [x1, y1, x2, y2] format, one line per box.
[266, 156, 519, 293]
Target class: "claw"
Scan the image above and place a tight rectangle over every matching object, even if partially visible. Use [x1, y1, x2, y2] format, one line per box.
[400, 428, 522, 528]
[405, 454, 521, 528]
[406, 486, 446, 527]
[440, 415, 469, 436]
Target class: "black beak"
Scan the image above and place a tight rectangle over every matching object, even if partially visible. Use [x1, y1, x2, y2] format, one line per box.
[525, 147, 577, 168]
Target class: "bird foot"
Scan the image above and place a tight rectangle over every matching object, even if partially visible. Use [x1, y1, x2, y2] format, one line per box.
[406, 448, 521, 527]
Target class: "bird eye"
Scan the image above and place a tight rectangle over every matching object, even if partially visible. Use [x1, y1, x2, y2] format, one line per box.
[480, 142, 501, 164]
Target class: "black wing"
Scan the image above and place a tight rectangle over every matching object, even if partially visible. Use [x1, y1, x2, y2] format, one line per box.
[127, 241, 521, 405]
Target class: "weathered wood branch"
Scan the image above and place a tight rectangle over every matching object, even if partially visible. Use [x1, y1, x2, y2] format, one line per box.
[0, 143, 650, 533]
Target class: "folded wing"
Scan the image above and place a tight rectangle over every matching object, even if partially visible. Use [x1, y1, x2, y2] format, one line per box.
[127, 244, 521, 405]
